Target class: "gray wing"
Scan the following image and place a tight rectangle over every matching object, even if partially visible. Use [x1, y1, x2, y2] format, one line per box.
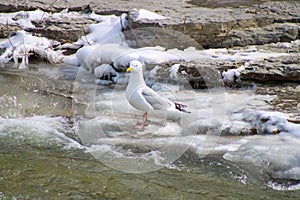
[141, 87, 172, 110]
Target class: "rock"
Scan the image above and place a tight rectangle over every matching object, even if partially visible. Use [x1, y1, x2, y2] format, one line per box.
[0, 0, 299, 87]
[240, 56, 300, 82]
[186, 0, 266, 9]
[145, 61, 224, 89]
[127, 1, 300, 48]
[33, 17, 93, 44]
[0, 2, 36, 12]
[123, 27, 202, 49]
[296, 85, 300, 100]
[147, 41, 300, 88]
[0, 0, 93, 13]
[222, 23, 299, 47]
[1, 0, 300, 49]
[0, 24, 20, 38]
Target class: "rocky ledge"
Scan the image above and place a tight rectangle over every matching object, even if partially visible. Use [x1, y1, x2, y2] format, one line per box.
[0, 0, 299, 48]
[129, 1, 300, 48]
[0, 0, 299, 125]
[0, 1, 299, 86]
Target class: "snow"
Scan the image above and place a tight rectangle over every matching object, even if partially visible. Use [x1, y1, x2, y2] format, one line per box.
[148, 65, 161, 80]
[0, 9, 131, 69]
[76, 44, 185, 76]
[0, 7, 295, 76]
[204, 48, 289, 62]
[62, 54, 79, 66]
[74, 40, 290, 84]
[94, 64, 117, 80]
[68, 14, 128, 47]
[0, 8, 291, 78]
[0, 9, 101, 30]
[169, 64, 181, 79]
[61, 12, 129, 49]
[133, 9, 167, 21]
[0, 9, 48, 29]
[0, 30, 54, 49]
[70, 19, 290, 82]
[0, 31, 63, 68]
[221, 64, 246, 83]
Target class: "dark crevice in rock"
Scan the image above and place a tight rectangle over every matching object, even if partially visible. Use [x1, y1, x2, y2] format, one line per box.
[187, 0, 266, 8]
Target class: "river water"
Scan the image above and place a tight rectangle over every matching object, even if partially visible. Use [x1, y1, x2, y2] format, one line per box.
[0, 62, 300, 199]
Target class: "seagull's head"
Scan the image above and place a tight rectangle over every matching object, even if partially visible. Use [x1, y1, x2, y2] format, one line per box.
[127, 60, 143, 73]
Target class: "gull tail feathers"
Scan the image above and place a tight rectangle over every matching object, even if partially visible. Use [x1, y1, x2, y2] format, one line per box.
[174, 102, 191, 113]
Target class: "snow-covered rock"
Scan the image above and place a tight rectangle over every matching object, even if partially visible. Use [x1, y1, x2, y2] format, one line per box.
[94, 64, 117, 80]
[0, 31, 63, 69]
[132, 9, 167, 21]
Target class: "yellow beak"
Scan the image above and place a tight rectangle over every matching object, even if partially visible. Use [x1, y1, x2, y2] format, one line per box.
[126, 67, 132, 72]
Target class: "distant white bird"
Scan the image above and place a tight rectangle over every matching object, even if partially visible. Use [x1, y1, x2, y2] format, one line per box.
[126, 60, 190, 127]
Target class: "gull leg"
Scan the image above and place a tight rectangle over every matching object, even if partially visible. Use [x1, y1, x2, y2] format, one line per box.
[143, 112, 148, 126]
[136, 112, 148, 127]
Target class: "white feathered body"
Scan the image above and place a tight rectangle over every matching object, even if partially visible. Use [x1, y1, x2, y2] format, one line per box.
[126, 60, 190, 117]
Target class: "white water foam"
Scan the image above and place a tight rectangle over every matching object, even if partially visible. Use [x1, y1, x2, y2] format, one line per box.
[0, 115, 83, 150]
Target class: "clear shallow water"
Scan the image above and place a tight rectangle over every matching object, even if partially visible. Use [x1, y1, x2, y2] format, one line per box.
[0, 64, 300, 199]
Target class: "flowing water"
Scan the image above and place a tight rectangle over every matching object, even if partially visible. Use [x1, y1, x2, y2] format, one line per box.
[0, 63, 300, 199]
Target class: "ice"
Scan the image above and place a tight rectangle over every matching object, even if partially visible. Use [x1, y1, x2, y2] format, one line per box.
[0, 31, 63, 68]
[78, 44, 209, 75]
[267, 181, 300, 191]
[132, 9, 167, 21]
[94, 64, 117, 78]
[148, 65, 161, 80]
[169, 64, 181, 79]
[78, 16, 125, 45]
[0, 30, 54, 49]
[77, 87, 300, 175]
[0, 116, 83, 149]
[62, 54, 79, 66]
[0, 9, 99, 30]
[0, 9, 130, 69]
[71, 75, 300, 177]
[218, 94, 300, 182]
[76, 45, 97, 67]
[0, 10, 48, 29]
[227, 109, 300, 136]
[221, 63, 248, 83]
[204, 47, 288, 62]
[223, 135, 300, 181]
[63, 13, 129, 48]
[71, 35, 291, 82]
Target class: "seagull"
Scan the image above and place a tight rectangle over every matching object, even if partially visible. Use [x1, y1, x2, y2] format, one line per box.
[126, 60, 190, 127]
